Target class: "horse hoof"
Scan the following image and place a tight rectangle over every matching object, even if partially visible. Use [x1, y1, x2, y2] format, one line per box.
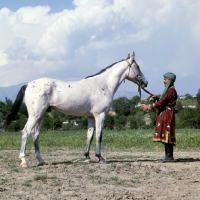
[84, 159, 92, 163]
[99, 160, 107, 164]
[20, 163, 28, 168]
[37, 162, 46, 166]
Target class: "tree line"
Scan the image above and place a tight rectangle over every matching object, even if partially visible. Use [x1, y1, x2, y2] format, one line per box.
[1, 90, 200, 132]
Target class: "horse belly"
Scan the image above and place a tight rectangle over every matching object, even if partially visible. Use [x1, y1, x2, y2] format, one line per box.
[50, 90, 93, 116]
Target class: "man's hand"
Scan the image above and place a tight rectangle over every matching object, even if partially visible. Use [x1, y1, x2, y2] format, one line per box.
[150, 94, 159, 102]
[140, 105, 149, 112]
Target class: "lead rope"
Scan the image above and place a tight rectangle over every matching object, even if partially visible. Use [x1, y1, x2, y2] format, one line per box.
[142, 87, 154, 96]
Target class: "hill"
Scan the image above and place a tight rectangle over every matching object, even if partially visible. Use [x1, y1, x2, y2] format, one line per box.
[0, 83, 26, 102]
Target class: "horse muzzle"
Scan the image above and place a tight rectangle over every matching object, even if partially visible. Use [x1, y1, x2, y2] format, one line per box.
[140, 81, 148, 88]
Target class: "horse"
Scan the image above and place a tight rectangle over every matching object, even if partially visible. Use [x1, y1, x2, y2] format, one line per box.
[5, 52, 148, 167]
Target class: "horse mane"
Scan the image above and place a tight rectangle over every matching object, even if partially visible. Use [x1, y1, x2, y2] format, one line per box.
[85, 60, 125, 79]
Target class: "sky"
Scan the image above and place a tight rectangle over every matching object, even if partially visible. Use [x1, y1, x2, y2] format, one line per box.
[0, 0, 200, 98]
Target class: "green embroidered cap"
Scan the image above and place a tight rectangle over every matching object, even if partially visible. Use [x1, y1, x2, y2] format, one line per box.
[163, 72, 176, 82]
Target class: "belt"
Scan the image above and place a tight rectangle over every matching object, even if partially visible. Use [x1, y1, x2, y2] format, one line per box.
[164, 106, 174, 111]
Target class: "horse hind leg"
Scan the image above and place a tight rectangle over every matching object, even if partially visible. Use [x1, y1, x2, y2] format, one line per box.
[19, 126, 30, 168]
[19, 117, 38, 167]
[84, 117, 95, 162]
[32, 118, 45, 166]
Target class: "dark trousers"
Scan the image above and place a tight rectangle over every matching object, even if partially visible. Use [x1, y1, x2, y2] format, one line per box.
[164, 143, 174, 159]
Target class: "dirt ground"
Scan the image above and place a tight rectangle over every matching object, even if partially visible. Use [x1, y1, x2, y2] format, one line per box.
[0, 150, 200, 200]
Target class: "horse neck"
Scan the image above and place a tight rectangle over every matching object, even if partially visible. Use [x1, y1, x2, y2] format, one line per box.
[101, 61, 128, 95]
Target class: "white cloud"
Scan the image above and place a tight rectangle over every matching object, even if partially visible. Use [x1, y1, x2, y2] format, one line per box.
[0, 50, 8, 67]
[0, 0, 200, 96]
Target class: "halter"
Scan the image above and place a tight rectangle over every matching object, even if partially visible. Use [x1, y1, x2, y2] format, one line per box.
[126, 59, 153, 98]
[126, 59, 140, 83]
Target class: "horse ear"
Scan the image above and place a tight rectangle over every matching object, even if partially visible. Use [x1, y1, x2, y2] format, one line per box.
[127, 54, 130, 59]
[132, 52, 135, 59]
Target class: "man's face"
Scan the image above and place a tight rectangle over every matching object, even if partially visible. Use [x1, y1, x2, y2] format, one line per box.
[163, 77, 169, 86]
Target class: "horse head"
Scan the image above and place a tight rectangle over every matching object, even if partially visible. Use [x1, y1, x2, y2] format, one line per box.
[125, 52, 148, 89]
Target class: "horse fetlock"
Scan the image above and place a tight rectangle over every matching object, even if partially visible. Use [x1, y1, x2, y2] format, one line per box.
[19, 155, 26, 163]
[19, 153, 25, 159]
[84, 151, 89, 157]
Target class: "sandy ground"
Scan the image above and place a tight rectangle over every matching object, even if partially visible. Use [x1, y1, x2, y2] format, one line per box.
[0, 150, 200, 200]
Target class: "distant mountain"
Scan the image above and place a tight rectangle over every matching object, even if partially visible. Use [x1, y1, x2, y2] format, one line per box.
[0, 83, 26, 102]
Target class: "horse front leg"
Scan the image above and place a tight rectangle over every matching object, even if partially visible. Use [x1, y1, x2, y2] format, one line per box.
[95, 113, 106, 164]
[84, 118, 95, 162]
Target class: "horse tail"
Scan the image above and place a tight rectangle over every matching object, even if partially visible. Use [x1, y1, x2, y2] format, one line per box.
[5, 85, 27, 126]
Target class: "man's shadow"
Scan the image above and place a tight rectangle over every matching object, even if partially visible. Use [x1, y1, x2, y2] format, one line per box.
[173, 158, 200, 162]
[106, 157, 200, 163]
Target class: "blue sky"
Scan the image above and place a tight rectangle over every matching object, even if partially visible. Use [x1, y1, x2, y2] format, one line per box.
[0, 0, 200, 98]
[0, 0, 74, 13]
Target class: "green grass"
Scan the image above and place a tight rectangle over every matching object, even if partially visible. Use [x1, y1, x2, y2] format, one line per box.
[1, 129, 200, 151]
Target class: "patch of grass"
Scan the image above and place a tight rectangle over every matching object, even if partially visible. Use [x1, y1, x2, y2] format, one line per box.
[88, 168, 96, 173]
[34, 175, 58, 182]
[130, 178, 141, 184]
[2, 129, 200, 152]
[11, 168, 19, 173]
[34, 175, 48, 181]
[22, 180, 32, 187]
[0, 179, 7, 185]
[88, 174, 101, 180]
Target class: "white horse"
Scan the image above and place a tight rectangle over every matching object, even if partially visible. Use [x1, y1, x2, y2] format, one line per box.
[5, 53, 148, 167]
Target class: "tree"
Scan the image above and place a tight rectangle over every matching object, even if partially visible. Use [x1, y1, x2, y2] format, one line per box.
[175, 101, 183, 112]
[41, 113, 54, 131]
[128, 116, 138, 129]
[196, 89, 200, 104]
[148, 110, 157, 127]
[114, 115, 127, 130]
[178, 108, 197, 128]
[135, 111, 146, 129]
[129, 96, 140, 105]
[53, 119, 63, 130]
[104, 114, 115, 130]
[78, 117, 88, 129]
[184, 93, 193, 99]
[112, 97, 130, 116]
[195, 104, 200, 129]
[130, 104, 137, 115]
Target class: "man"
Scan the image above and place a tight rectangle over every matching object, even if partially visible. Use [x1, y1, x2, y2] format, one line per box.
[141, 72, 177, 162]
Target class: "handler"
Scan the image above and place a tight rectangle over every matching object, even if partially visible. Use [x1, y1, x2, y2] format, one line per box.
[141, 72, 177, 163]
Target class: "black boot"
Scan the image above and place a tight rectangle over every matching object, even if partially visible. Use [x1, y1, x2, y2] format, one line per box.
[158, 143, 174, 163]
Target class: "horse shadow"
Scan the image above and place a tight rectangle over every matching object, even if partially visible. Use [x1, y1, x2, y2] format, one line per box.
[45, 157, 200, 166]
